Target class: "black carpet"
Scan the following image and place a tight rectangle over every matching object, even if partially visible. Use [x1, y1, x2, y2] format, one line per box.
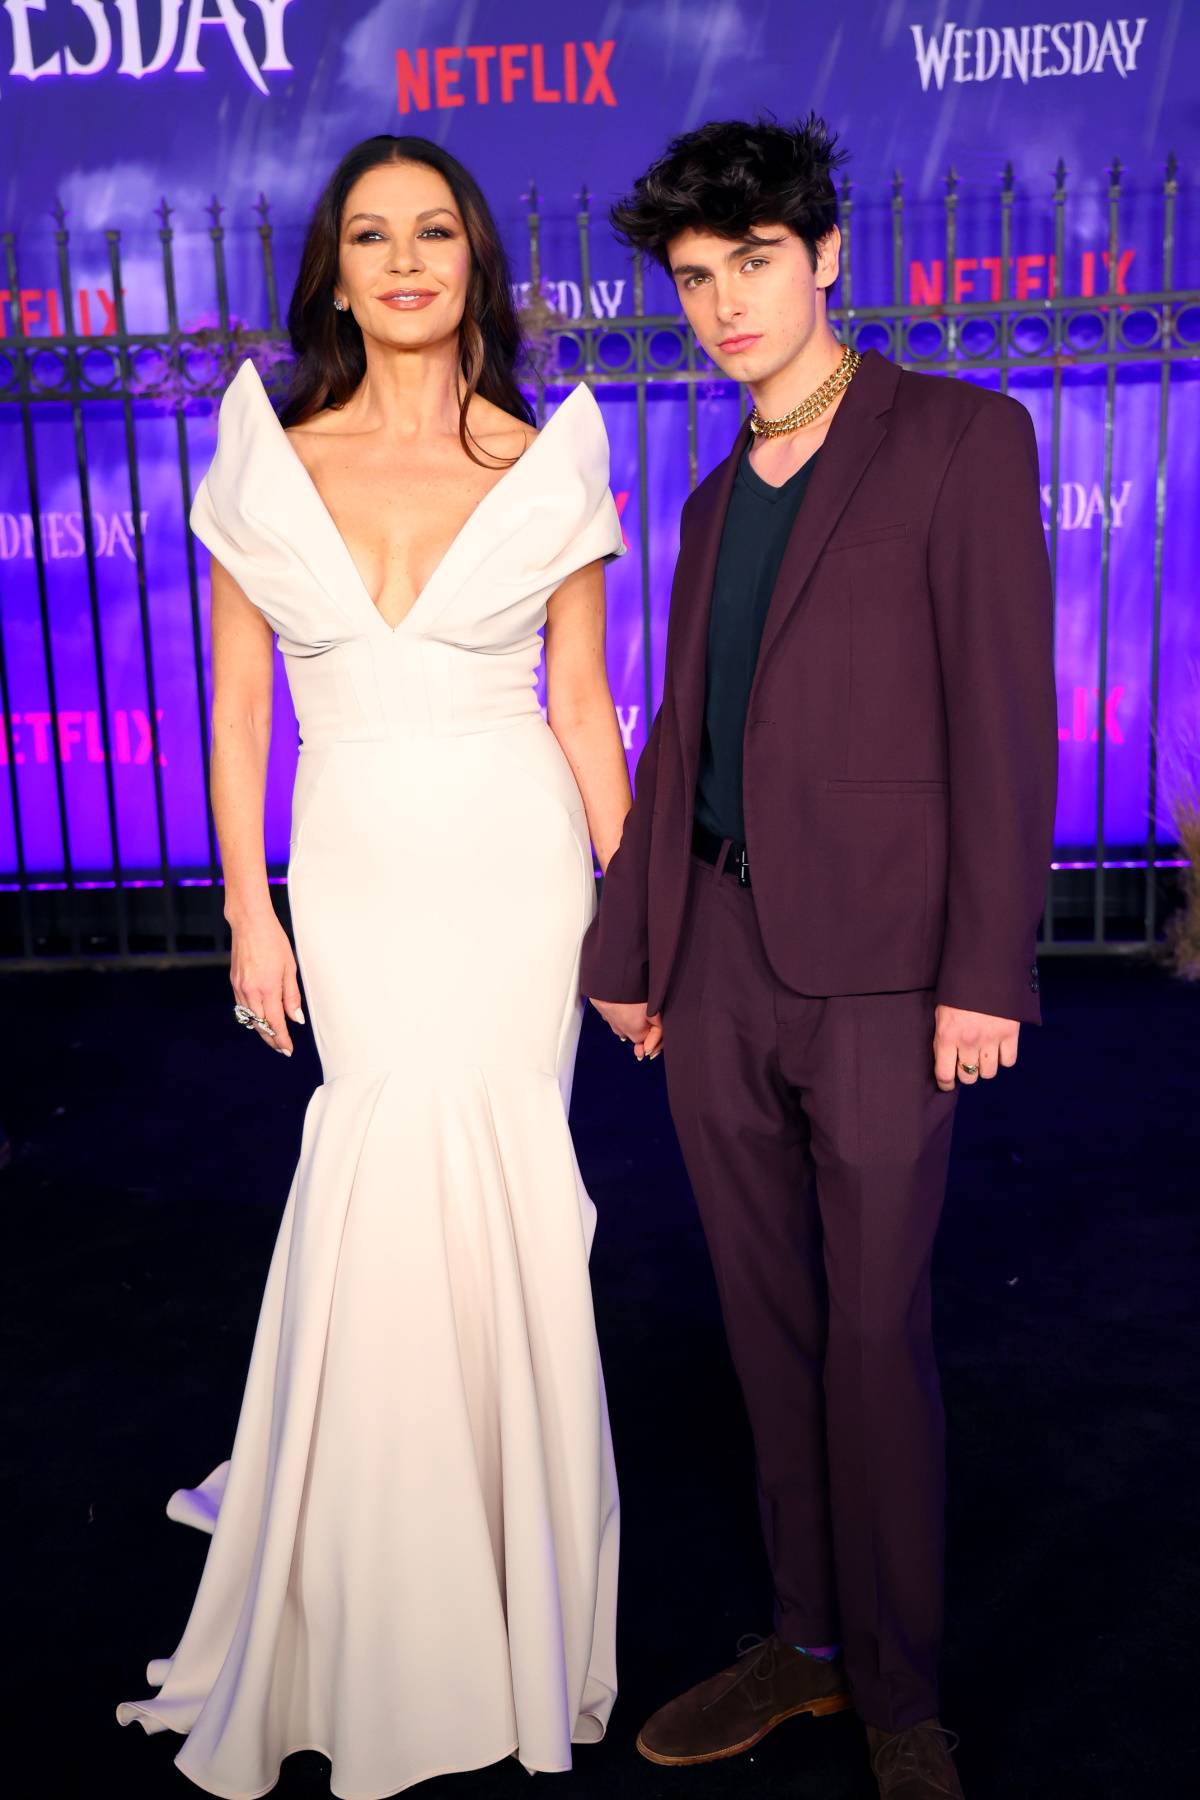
[2, 957, 1195, 1799]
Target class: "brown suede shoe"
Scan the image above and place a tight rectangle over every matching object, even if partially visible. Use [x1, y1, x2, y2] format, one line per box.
[866, 1719, 964, 1798]
[636, 1634, 851, 1765]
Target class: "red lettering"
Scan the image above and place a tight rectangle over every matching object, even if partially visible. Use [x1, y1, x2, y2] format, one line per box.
[19, 289, 43, 335]
[1093, 687, 1125, 744]
[465, 43, 495, 101]
[94, 289, 118, 335]
[909, 260, 943, 306]
[1080, 251, 1096, 296]
[952, 258, 978, 302]
[24, 711, 53, 763]
[499, 43, 527, 102]
[978, 256, 1003, 300]
[79, 290, 93, 333]
[46, 288, 62, 334]
[531, 43, 560, 101]
[85, 712, 105, 762]
[434, 45, 462, 107]
[1072, 687, 1088, 742]
[581, 39, 616, 105]
[0, 289, 9, 338]
[395, 47, 431, 113]
[1015, 254, 1045, 299]
[1102, 249, 1135, 295]
[132, 710, 153, 765]
[563, 40, 578, 101]
[57, 711, 83, 761]
[1, 716, 24, 766]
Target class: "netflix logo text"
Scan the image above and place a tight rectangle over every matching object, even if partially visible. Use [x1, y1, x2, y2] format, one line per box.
[1, 710, 167, 766]
[396, 41, 616, 113]
[907, 249, 1134, 306]
[0, 288, 123, 337]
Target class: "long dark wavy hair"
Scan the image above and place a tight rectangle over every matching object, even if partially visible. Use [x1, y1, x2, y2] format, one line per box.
[279, 135, 533, 463]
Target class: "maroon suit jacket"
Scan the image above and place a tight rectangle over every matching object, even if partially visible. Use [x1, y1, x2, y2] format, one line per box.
[580, 348, 1058, 1027]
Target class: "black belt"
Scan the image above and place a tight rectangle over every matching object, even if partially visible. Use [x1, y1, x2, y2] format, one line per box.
[692, 820, 752, 887]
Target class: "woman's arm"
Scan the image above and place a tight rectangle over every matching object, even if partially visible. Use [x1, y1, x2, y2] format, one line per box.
[210, 553, 302, 1057]
[544, 558, 631, 873]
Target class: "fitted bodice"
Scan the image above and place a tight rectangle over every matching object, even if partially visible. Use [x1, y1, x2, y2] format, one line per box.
[190, 359, 625, 746]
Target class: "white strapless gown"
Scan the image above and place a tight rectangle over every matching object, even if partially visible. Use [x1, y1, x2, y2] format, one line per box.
[116, 360, 625, 1798]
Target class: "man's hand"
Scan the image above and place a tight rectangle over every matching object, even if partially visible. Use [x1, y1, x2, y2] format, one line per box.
[933, 1005, 1020, 1092]
[589, 998, 664, 1061]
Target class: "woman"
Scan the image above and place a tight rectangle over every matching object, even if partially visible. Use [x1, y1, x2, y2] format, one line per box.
[117, 135, 631, 1798]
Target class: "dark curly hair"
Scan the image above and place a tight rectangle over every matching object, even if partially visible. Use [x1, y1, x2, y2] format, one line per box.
[280, 135, 533, 463]
[610, 113, 848, 273]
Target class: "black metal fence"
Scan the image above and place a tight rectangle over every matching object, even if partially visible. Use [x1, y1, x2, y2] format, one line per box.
[1, 158, 1196, 967]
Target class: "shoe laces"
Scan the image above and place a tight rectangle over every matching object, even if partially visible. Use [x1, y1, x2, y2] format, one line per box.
[872, 1722, 961, 1795]
[734, 1632, 777, 1684]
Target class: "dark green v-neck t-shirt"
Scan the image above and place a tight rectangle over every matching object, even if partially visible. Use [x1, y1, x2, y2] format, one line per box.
[693, 439, 820, 845]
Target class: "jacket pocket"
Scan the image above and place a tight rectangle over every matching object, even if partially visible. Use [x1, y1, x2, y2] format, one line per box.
[823, 521, 910, 553]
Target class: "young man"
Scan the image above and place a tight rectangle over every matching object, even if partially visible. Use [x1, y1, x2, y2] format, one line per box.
[581, 116, 1058, 1799]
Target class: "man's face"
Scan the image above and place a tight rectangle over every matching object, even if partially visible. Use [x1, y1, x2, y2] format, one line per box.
[666, 220, 840, 384]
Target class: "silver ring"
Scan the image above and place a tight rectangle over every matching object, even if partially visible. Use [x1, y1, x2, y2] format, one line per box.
[233, 1003, 274, 1036]
[958, 1061, 979, 1076]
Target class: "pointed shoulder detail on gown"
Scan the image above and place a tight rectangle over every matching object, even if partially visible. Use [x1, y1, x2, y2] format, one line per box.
[189, 360, 626, 646]
[188, 358, 368, 642]
[466, 382, 627, 610]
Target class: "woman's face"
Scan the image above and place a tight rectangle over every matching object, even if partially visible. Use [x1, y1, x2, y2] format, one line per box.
[335, 160, 473, 351]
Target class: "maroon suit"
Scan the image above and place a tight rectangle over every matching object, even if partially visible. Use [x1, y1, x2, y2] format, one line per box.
[581, 349, 1058, 1729]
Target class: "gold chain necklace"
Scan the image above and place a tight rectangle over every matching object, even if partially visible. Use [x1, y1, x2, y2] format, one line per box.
[749, 343, 862, 438]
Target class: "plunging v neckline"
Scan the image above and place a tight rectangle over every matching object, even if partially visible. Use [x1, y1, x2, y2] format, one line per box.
[245, 361, 581, 636]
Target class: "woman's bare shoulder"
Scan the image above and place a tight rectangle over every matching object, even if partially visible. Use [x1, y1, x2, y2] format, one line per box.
[467, 394, 539, 464]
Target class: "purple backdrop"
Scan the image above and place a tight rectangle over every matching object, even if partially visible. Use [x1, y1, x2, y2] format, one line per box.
[1, 0, 1197, 877]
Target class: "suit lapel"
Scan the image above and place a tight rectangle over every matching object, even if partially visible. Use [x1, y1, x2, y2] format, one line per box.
[670, 411, 753, 788]
[752, 348, 900, 673]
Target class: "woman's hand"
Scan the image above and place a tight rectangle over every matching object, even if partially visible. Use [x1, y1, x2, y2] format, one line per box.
[590, 998, 663, 1061]
[230, 910, 305, 1056]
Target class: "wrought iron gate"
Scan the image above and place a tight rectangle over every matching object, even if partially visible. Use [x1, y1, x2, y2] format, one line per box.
[1, 158, 1196, 967]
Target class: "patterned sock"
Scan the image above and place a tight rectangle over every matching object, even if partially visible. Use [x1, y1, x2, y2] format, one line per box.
[793, 1643, 840, 1660]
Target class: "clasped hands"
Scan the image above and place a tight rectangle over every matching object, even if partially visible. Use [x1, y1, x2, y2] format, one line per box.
[589, 999, 663, 1062]
[590, 998, 1021, 1088]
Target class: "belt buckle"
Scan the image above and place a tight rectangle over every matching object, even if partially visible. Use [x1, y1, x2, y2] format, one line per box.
[734, 845, 750, 888]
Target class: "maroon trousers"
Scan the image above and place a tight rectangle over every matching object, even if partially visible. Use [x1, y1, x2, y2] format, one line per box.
[661, 851, 959, 1731]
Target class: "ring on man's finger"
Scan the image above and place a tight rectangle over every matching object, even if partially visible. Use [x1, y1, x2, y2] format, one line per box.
[958, 1060, 979, 1076]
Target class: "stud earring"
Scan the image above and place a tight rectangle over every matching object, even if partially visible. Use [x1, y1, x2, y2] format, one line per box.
[333, 297, 347, 312]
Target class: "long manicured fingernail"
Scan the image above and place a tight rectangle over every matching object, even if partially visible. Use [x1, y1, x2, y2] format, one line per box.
[290, 1007, 305, 1025]
[281, 1047, 292, 1057]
